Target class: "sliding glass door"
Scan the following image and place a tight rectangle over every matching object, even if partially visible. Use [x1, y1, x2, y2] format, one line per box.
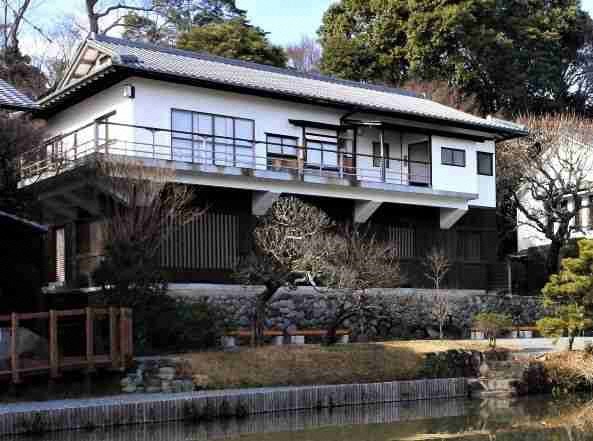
[171, 109, 254, 166]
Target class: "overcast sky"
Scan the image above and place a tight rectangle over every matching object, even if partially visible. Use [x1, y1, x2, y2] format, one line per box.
[17, 0, 593, 59]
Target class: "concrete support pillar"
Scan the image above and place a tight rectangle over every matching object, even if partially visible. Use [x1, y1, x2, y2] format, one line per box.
[354, 200, 382, 224]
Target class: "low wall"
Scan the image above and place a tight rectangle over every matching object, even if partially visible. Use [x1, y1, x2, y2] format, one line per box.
[170, 285, 544, 339]
[0, 378, 467, 436]
[2, 399, 470, 441]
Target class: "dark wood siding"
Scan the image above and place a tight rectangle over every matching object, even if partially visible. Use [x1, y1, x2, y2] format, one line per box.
[160, 211, 241, 270]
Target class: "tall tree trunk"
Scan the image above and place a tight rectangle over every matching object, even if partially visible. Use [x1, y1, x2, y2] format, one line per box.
[546, 239, 563, 277]
[252, 284, 279, 346]
[569, 334, 575, 352]
[86, 0, 100, 34]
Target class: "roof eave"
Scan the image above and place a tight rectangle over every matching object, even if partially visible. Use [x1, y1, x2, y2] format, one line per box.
[37, 64, 528, 139]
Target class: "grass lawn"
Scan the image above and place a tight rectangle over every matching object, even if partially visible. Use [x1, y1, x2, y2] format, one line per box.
[184, 340, 515, 390]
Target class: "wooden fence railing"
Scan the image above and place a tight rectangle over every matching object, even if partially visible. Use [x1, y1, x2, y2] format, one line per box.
[0, 307, 133, 383]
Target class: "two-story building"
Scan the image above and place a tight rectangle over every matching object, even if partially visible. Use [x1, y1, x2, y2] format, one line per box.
[18, 35, 527, 290]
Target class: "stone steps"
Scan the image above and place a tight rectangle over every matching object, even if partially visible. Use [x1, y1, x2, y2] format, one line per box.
[470, 359, 527, 399]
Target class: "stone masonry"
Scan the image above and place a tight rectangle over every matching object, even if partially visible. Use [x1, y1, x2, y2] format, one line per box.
[170, 285, 545, 340]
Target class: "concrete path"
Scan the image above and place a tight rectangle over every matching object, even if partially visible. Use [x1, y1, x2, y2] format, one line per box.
[499, 337, 593, 356]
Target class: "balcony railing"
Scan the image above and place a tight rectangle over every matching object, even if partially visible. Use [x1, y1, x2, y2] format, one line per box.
[18, 122, 432, 187]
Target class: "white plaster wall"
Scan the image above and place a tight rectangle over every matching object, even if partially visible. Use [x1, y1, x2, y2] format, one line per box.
[431, 135, 478, 196]
[42, 77, 497, 208]
[45, 80, 135, 156]
[130, 77, 341, 167]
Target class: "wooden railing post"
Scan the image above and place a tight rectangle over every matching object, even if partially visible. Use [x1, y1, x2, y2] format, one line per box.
[119, 307, 128, 370]
[127, 308, 133, 360]
[10, 313, 19, 384]
[49, 310, 59, 378]
[109, 307, 119, 369]
[85, 307, 95, 372]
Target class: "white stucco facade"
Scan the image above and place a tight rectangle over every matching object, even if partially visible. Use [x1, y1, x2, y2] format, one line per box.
[40, 77, 498, 219]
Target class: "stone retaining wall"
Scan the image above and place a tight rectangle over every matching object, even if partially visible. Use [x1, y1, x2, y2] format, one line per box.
[170, 285, 544, 339]
[0, 378, 467, 436]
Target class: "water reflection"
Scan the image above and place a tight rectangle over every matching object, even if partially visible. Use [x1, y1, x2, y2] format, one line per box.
[12, 395, 593, 441]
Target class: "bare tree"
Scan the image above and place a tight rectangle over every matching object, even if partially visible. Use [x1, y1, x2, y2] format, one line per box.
[285, 35, 321, 73]
[321, 225, 402, 344]
[0, 112, 45, 214]
[93, 158, 203, 302]
[85, 0, 156, 34]
[37, 15, 85, 89]
[498, 114, 593, 276]
[423, 247, 451, 339]
[235, 197, 333, 345]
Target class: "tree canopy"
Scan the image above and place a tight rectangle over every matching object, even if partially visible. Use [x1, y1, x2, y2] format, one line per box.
[177, 18, 287, 67]
[121, 0, 246, 43]
[319, 0, 593, 116]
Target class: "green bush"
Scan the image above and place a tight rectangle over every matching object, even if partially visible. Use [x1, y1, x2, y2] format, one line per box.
[420, 350, 482, 378]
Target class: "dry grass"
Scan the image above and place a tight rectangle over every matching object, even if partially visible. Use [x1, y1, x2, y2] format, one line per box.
[540, 351, 593, 391]
[381, 339, 519, 353]
[182, 339, 514, 390]
[185, 344, 424, 389]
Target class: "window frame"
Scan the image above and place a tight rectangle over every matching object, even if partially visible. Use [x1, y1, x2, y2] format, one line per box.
[171, 108, 255, 164]
[477, 151, 494, 176]
[372, 141, 391, 168]
[304, 138, 339, 169]
[265, 133, 299, 157]
[441, 147, 466, 167]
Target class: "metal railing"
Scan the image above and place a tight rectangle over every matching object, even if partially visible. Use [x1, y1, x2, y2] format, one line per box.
[18, 121, 432, 187]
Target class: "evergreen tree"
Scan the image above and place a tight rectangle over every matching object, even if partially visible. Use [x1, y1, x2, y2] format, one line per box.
[537, 239, 593, 350]
[318, 0, 593, 116]
[177, 18, 287, 67]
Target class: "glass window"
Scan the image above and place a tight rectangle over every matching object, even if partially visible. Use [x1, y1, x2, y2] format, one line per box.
[306, 141, 323, 165]
[477, 151, 493, 176]
[266, 134, 298, 156]
[442, 147, 465, 167]
[171, 109, 254, 166]
[305, 140, 338, 168]
[171, 110, 193, 161]
[372, 142, 390, 168]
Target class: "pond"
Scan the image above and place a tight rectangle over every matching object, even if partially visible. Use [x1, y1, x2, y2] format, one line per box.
[13, 395, 593, 441]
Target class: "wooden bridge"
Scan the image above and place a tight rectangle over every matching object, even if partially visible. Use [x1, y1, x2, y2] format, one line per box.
[0, 307, 133, 383]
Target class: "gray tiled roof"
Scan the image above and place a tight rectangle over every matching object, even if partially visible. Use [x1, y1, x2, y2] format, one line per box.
[50, 35, 527, 137]
[0, 78, 38, 111]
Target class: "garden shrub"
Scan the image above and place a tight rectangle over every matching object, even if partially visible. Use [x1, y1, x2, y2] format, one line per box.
[519, 361, 552, 396]
[420, 350, 481, 378]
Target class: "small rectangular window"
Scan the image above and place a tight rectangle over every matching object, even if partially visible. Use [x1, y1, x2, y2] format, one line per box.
[442, 147, 465, 167]
[266, 134, 298, 157]
[477, 151, 493, 176]
[372, 142, 390, 168]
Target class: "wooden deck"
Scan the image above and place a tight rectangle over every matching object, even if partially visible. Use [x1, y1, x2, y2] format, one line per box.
[0, 307, 133, 383]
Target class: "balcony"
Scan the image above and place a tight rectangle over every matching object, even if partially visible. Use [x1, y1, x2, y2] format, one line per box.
[18, 121, 432, 190]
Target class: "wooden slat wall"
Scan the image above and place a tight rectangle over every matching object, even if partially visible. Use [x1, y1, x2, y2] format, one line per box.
[160, 212, 240, 270]
[55, 228, 66, 284]
[387, 226, 415, 258]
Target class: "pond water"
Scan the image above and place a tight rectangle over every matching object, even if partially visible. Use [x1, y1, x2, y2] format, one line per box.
[14, 395, 593, 441]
